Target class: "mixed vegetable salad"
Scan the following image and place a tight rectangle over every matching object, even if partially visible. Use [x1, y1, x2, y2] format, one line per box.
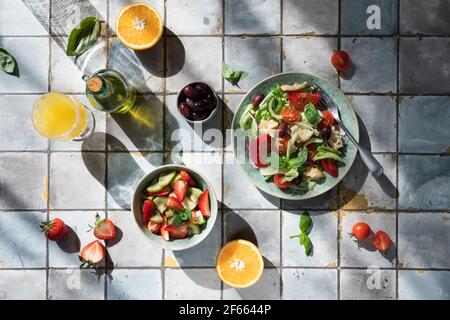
[239, 81, 345, 191]
[142, 170, 211, 241]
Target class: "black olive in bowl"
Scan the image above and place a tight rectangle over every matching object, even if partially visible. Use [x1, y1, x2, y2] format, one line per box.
[177, 82, 218, 123]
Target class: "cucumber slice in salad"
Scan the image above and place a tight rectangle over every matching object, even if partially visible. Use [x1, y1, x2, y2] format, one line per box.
[188, 187, 204, 203]
[188, 224, 201, 235]
[150, 212, 163, 224]
[191, 210, 206, 225]
[153, 197, 167, 214]
[146, 171, 176, 193]
[165, 209, 175, 218]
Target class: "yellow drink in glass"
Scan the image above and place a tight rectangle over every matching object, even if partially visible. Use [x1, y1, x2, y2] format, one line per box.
[32, 92, 94, 141]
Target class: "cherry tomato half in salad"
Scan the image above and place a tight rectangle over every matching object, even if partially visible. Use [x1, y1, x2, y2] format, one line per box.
[320, 158, 338, 177]
[273, 174, 291, 189]
[288, 92, 321, 111]
[351, 222, 371, 240]
[249, 134, 271, 168]
[372, 231, 392, 252]
[318, 111, 335, 130]
[275, 136, 290, 155]
[281, 108, 301, 124]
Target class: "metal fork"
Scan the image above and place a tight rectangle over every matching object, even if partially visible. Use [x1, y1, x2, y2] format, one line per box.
[313, 82, 384, 178]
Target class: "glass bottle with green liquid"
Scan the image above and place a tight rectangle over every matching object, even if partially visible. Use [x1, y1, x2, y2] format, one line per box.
[83, 69, 136, 113]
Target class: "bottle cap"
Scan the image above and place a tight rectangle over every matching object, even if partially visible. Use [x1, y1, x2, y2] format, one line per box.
[87, 76, 103, 93]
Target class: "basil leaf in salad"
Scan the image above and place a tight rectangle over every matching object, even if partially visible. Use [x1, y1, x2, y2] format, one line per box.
[172, 208, 192, 226]
[313, 145, 342, 162]
[67, 16, 103, 60]
[288, 148, 308, 169]
[303, 102, 321, 127]
[0, 48, 18, 75]
[222, 63, 248, 87]
[299, 211, 312, 235]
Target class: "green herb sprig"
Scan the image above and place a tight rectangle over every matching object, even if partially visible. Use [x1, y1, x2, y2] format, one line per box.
[0, 48, 18, 76]
[171, 208, 192, 227]
[66, 16, 103, 61]
[222, 63, 248, 87]
[289, 211, 313, 256]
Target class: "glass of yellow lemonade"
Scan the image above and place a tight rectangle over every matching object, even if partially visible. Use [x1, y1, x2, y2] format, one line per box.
[32, 92, 95, 141]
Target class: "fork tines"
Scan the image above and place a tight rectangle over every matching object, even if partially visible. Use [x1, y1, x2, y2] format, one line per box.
[312, 81, 337, 109]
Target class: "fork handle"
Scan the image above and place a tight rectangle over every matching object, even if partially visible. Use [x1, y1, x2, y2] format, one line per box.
[339, 122, 384, 178]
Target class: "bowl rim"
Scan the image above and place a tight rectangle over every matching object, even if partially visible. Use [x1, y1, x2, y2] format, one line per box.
[176, 81, 219, 124]
[131, 164, 218, 251]
[231, 72, 359, 200]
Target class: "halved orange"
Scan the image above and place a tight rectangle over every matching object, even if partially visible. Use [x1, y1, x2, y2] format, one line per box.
[216, 239, 264, 288]
[115, 3, 163, 50]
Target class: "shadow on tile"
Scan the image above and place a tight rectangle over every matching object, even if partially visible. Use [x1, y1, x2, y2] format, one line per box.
[109, 95, 164, 151]
[221, 206, 277, 268]
[56, 226, 80, 254]
[161, 27, 185, 77]
[340, 114, 397, 208]
[81, 133, 161, 208]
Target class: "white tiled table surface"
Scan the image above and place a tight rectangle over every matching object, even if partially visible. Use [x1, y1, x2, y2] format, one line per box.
[0, 0, 449, 300]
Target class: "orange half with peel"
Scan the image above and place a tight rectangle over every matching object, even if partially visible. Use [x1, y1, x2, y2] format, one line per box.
[216, 239, 264, 288]
[115, 3, 163, 50]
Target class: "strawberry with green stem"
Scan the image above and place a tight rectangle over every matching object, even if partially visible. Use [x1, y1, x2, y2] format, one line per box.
[89, 213, 117, 241]
[79, 240, 105, 268]
[40, 218, 69, 241]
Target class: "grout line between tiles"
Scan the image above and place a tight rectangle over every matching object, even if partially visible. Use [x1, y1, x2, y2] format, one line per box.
[220, 0, 225, 300]
[395, 0, 401, 301]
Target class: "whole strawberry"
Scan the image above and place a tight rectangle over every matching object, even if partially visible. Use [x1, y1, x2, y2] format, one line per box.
[90, 213, 117, 241]
[40, 218, 69, 241]
[79, 240, 105, 267]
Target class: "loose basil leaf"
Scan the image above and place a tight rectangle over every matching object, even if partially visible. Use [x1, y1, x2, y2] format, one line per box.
[300, 211, 312, 235]
[0, 48, 16, 74]
[66, 17, 102, 59]
[300, 234, 312, 256]
[222, 63, 248, 87]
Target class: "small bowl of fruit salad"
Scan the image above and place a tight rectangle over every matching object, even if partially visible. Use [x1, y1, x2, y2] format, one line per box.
[132, 165, 218, 251]
[177, 82, 219, 123]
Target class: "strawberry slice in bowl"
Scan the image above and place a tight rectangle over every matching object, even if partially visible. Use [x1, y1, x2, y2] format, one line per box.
[132, 165, 218, 251]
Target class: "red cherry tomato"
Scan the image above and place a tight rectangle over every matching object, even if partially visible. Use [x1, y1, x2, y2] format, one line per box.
[273, 174, 291, 189]
[320, 158, 338, 177]
[351, 222, 371, 240]
[288, 92, 321, 111]
[372, 231, 392, 252]
[275, 136, 290, 155]
[331, 50, 351, 72]
[281, 108, 301, 124]
[249, 134, 271, 168]
[318, 111, 335, 130]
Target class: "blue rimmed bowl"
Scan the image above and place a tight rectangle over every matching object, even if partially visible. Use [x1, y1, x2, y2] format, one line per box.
[231, 72, 359, 200]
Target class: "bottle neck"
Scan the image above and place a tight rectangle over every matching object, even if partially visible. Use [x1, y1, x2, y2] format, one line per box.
[86, 75, 109, 96]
